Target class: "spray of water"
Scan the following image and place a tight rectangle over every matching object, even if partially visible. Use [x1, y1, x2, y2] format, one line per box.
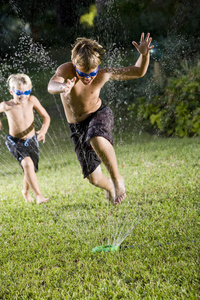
[0, 0, 156, 250]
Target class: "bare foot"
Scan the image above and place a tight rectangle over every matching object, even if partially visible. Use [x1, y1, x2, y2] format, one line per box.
[114, 192, 126, 205]
[105, 179, 116, 204]
[36, 195, 49, 204]
[22, 189, 34, 203]
[106, 177, 126, 206]
[113, 177, 126, 205]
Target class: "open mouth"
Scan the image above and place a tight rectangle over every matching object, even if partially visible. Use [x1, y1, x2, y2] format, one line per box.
[83, 79, 92, 84]
[19, 96, 28, 102]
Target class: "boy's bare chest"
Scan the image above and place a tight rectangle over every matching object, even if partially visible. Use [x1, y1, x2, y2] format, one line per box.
[7, 102, 34, 123]
[61, 82, 102, 122]
[64, 90, 99, 115]
[72, 83, 98, 100]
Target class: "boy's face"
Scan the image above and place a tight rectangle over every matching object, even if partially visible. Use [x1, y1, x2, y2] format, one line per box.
[74, 65, 99, 85]
[10, 84, 31, 103]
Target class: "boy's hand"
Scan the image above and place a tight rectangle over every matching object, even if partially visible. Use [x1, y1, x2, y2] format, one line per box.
[132, 33, 154, 56]
[62, 77, 76, 96]
[36, 130, 46, 143]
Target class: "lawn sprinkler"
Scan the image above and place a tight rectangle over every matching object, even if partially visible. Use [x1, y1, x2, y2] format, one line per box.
[92, 245, 119, 253]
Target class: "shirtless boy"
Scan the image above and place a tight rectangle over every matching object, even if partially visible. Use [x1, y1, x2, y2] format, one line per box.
[48, 33, 153, 205]
[0, 73, 50, 204]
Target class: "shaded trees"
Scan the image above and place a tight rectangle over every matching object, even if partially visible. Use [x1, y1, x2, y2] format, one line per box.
[0, 0, 199, 58]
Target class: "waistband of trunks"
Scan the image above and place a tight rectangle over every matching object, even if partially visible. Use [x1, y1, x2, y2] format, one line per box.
[67, 103, 106, 129]
[5, 134, 37, 144]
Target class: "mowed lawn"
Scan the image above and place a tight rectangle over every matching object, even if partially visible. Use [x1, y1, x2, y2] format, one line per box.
[0, 119, 199, 299]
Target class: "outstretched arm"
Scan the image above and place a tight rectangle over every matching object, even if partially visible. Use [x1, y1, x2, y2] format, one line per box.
[106, 33, 154, 81]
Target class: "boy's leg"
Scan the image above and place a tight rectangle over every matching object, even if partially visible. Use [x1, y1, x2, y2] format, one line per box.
[89, 136, 126, 204]
[87, 165, 115, 201]
[21, 157, 48, 204]
[22, 178, 34, 202]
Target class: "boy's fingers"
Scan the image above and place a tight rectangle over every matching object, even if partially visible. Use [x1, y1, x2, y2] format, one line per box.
[132, 41, 139, 49]
[37, 135, 45, 143]
[148, 37, 152, 45]
[63, 78, 76, 95]
[145, 33, 150, 41]
[140, 32, 144, 42]
[68, 77, 76, 83]
[71, 77, 76, 86]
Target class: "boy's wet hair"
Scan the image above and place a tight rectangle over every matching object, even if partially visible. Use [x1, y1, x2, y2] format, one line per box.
[7, 73, 32, 90]
[71, 38, 105, 71]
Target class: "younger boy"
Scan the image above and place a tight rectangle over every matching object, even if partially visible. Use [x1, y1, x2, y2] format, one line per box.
[48, 33, 153, 205]
[0, 73, 50, 204]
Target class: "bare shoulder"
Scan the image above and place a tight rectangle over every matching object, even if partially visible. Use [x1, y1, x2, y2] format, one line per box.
[29, 95, 47, 115]
[29, 95, 38, 102]
[29, 95, 41, 107]
[0, 101, 6, 112]
[0, 100, 14, 112]
[56, 62, 74, 79]
[98, 66, 125, 81]
[57, 62, 73, 71]
[97, 67, 112, 83]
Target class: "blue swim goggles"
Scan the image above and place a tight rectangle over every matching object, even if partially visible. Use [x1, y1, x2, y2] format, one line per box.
[12, 89, 32, 96]
[75, 66, 99, 78]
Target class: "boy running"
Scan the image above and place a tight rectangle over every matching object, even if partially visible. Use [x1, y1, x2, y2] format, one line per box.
[0, 73, 50, 204]
[48, 33, 153, 205]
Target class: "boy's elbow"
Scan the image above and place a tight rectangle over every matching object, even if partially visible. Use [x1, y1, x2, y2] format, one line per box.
[138, 70, 147, 78]
[47, 85, 53, 94]
[47, 81, 56, 94]
[47, 113, 51, 124]
[139, 73, 146, 78]
[45, 115, 51, 128]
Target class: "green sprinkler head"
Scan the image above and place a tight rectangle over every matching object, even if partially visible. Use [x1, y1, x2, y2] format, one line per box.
[92, 245, 119, 253]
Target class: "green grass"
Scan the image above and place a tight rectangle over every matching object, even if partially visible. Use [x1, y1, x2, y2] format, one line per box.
[0, 120, 199, 299]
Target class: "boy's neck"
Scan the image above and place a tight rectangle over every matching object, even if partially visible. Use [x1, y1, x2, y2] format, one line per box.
[14, 98, 28, 104]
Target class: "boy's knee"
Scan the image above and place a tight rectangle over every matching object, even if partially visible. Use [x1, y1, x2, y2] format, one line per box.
[87, 173, 99, 186]
[21, 157, 33, 169]
[87, 166, 102, 186]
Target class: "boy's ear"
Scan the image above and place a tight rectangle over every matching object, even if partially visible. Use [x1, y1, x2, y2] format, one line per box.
[9, 89, 13, 96]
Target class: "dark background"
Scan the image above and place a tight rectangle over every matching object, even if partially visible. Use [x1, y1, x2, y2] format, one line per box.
[1, 0, 199, 60]
[0, 0, 200, 136]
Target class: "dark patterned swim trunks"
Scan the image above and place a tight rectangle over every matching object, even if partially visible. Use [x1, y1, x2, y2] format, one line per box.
[5, 134, 39, 172]
[68, 104, 114, 178]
